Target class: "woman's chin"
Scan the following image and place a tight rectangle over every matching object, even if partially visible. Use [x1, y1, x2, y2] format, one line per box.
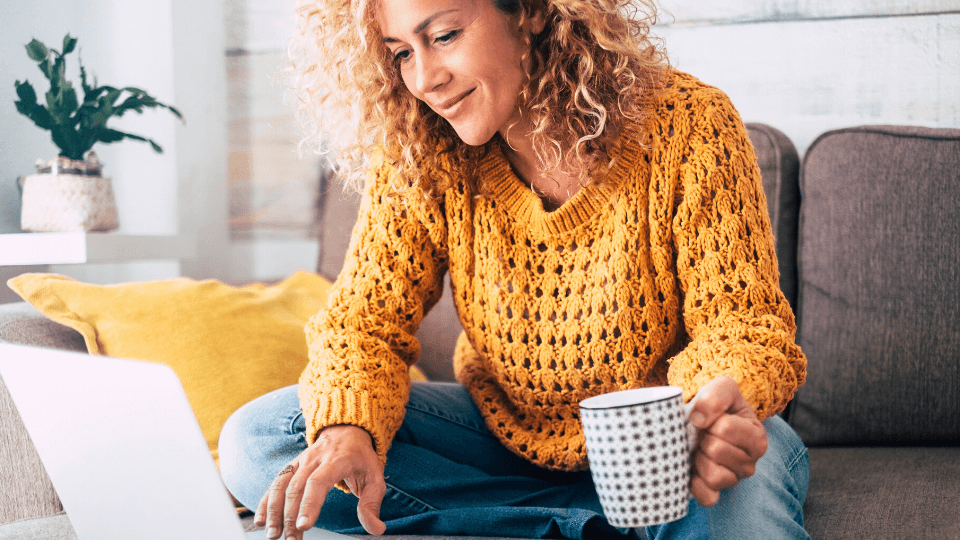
[450, 124, 497, 147]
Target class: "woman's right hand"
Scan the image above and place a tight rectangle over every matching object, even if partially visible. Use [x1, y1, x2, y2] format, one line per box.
[254, 424, 387, 539]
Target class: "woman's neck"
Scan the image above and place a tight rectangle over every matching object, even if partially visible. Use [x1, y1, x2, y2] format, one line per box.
[500, 126, 584, 211]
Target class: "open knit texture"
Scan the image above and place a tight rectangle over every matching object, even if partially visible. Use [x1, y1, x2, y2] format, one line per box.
[300, 70, 806, 474]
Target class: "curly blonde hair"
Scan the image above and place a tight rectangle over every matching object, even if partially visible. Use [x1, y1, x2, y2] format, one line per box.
[289, 0, 668, 196]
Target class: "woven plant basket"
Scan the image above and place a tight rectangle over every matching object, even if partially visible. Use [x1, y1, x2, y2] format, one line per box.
[20, 154, 119, 232]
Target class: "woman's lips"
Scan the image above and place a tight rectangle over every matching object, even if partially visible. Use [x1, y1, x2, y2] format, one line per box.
[435, 87, 475, 118]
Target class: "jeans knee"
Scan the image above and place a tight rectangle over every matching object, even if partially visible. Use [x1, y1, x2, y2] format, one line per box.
[761, 417, 808, 473]
[218, 405, 251, 499]
[218, 385, 304, 510]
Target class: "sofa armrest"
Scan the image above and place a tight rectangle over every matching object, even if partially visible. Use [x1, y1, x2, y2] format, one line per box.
[0, 302, 86, 352]
[0, 372, 65, 525]
[0, 302, 81, 525]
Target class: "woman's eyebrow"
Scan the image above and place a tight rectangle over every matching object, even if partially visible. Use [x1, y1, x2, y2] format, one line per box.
[382, 9, 460, 43]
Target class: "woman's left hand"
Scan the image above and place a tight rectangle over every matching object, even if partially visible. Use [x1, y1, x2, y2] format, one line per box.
[687, 376, 768, 507]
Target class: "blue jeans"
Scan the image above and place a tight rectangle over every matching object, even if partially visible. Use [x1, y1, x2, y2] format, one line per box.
[219, 382, 810, 539]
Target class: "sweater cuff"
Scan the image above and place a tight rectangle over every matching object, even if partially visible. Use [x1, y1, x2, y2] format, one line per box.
[297, 371, 410, 465]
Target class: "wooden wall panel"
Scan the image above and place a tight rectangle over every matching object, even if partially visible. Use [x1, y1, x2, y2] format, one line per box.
[226, 0, 317, 241]
[655, 13, 960, 154]
[662, 0, 960, 24]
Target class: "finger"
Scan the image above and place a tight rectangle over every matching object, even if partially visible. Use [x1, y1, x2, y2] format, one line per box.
[701, 414, 768, 463]
[698, 431, 756, 480]
[354, 471, 388, 535]
[265, 463, 298, 539]
[255, 490, 269, 526]
[690, 473, 720, 507]
[296, 473, 332, 531]
[689, 376, 745, 429]
[284, 466, 313, 540]
[293, 456, 372, 532]
[693, 449, 740, 493]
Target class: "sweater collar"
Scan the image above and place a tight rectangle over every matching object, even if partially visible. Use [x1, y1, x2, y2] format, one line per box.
[475, 127, 641, 236]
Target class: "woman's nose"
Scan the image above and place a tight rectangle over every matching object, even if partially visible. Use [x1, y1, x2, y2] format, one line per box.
[414, 52, 449, 95]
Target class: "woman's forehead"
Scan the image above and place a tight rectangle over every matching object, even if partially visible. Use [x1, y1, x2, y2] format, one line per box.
[376, 0, 481, 34]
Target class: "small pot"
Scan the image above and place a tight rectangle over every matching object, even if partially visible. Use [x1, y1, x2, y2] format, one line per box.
[19, 152, 119, 233]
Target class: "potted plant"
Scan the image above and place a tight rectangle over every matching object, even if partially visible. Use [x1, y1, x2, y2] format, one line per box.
[13, 34, 183, 232]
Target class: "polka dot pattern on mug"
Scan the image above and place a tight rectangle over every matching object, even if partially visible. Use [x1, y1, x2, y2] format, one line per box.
[581, 397, 692, 528]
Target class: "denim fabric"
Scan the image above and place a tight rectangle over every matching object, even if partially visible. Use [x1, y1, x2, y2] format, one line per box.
[219, 382, 809, 539]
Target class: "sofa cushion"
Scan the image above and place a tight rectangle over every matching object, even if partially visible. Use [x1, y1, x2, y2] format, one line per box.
[790, 126, 960, 444]
[804, 446, 960, 539]
[0, 302, 86, 352]
[745, 123, 801, 310]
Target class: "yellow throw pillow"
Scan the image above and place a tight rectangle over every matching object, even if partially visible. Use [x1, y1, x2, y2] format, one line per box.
[8, 271, 427, 464]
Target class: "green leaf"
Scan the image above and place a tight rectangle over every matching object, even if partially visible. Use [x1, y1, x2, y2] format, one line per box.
[61, 86, 79, 119]
[31, 106, 56, 131]
[82, 88, 122, 128]
[167, 105, 184, 121]
[98, 128, 126, 143]
[14, 80, 38, 105]
[45, 87, 66, 124]
[51, 126, 82, 160]
[82, 86, 108, 106]
[85, 104, 113, 130]
[53, 55, 66, 86]
[26, 39, 48, 62]
[115, 95, 145, 116]
[104, 87, 123, 106]
[62, 34, 77, 55]
[39, 59, 52, 81]
[79, 60, 98, 98]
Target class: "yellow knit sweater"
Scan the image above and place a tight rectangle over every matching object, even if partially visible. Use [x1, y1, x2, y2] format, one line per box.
[300, 70, 806, 472]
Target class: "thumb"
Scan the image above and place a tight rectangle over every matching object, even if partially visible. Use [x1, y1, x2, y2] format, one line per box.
[689, 376, 742, 429]
[354, 474, 387, 536]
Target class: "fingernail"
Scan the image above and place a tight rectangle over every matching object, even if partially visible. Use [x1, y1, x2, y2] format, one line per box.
[296, 516, 308, 528]
[266, 527, 278, 538]
[690, 412, 705, 427]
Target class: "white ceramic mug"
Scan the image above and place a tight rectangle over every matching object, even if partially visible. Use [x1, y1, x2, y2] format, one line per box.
[579, 386, 697, 528]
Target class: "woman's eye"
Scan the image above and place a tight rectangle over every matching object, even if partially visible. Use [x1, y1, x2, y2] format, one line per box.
[394, 49, 412, 63]
[434, 30, 460, 44]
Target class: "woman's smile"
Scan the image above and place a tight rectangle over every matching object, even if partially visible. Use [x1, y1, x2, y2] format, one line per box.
[433, 87, 476, 118]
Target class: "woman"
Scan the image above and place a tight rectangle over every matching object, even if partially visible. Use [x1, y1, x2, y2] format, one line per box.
[218, 0, 810, 537]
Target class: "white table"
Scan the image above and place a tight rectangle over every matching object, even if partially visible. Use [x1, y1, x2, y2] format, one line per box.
[0, 233, 197, 266]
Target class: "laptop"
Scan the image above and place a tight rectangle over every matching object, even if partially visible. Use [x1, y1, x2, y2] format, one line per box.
[0, 343, 348, 540]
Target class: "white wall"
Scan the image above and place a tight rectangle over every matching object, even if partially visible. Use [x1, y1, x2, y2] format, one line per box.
[655, 0, 960, 155]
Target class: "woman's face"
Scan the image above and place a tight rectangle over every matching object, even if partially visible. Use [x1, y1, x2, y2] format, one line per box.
[377, 0, 543, 146]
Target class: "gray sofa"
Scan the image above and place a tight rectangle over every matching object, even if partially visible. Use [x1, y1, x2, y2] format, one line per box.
[1, 124, 958, 539]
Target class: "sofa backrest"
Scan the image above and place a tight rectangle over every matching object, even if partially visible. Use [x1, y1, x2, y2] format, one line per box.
[745, 123, 801, 310]
[789, 125, 960, 445]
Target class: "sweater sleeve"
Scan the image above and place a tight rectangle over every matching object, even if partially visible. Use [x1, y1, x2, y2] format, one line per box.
[299, 161, 449, 463]
[666, 90, 806, 419]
